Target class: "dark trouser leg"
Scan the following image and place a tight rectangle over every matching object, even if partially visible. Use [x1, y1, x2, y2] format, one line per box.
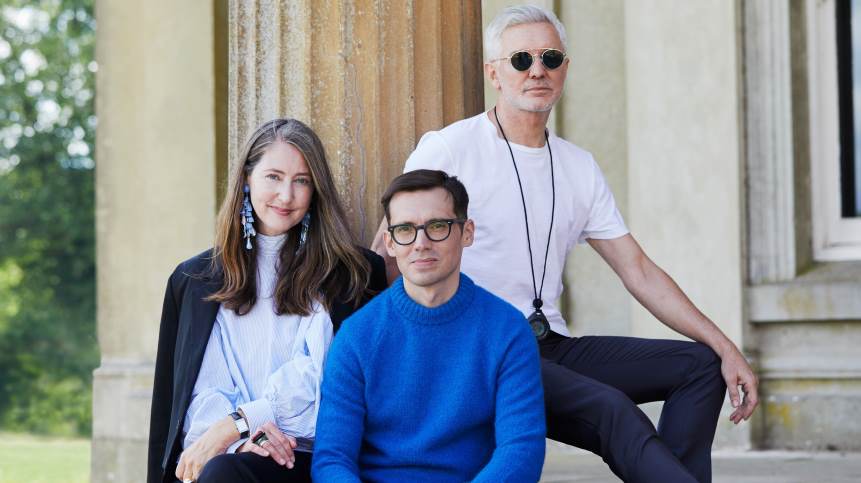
[195, 450, 312, 483]
[542, 358, 697, 483]
[540, 333, 726, 483]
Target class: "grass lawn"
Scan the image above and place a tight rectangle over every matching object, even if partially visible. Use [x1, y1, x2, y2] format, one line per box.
[0, 432, 89, 483]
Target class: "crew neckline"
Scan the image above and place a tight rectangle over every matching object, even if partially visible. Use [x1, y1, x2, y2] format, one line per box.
[389, 274, 476, 325]
[481, 111, 553, 155]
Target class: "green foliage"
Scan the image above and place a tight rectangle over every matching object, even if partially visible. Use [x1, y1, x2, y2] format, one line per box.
[0, 0, 96, 436]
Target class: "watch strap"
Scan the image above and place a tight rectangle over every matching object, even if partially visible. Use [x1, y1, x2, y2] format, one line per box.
[229, 411, 250, 439]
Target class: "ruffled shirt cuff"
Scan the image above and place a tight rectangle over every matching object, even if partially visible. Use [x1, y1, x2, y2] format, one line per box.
[238, 398, 275, 435]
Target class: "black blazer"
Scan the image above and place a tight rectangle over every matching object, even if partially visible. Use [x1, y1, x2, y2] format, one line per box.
[146, 247, 387, 483]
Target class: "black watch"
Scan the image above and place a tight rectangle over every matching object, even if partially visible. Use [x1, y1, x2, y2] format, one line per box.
[229, 411, 250, 439]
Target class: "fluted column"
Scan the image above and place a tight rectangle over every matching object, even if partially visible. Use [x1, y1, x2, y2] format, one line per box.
[229, 0, 484, 241]
[744, 0, 800, 284]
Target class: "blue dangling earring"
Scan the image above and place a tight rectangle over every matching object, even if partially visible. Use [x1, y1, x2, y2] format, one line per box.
[297, 212, 311, 253]
[241, 185, 256, 250]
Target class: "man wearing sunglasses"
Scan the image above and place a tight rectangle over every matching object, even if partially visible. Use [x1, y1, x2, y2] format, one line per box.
[372, 5, 758, 483]
[313, 169, 546, 482]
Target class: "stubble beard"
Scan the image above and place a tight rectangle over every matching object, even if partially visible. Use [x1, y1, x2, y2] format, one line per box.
[500, 87, 559, 114]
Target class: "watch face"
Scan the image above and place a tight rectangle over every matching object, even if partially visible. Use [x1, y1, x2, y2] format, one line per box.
[231, 411, 249, 435]
[528, 310, 550, 340]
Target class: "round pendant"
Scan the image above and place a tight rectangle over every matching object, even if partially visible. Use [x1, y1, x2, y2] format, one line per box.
[528, 310, 550, 340]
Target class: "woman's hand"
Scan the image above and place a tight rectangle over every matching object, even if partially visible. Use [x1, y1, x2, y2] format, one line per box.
[175, 416, 238, 482]
[238, 421, 298, 469]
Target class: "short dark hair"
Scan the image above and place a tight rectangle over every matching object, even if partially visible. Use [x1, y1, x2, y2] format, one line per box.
[381, 169, 469, 222]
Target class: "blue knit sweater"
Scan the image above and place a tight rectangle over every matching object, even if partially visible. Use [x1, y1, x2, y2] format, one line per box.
[312, 274, 545, 482]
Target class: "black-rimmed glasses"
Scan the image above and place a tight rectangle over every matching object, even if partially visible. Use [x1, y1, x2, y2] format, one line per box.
[387, 219, 466, 245]
[491, 48, 567, 72]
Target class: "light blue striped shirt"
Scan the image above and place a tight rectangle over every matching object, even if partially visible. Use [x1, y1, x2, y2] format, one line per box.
[182, 233, 333, 453]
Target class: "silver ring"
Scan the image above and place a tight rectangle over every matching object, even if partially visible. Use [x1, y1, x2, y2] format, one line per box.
[260, 439, 270, 446]
[183, 479, 193, 483]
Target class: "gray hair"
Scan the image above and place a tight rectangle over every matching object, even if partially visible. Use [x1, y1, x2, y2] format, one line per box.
[483, 5, 567, 61]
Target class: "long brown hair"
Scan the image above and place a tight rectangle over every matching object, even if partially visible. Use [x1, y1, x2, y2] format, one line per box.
[207, 118, 371, 315]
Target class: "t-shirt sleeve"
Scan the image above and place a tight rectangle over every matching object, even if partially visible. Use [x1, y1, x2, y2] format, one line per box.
[578, 156, 629, 244]
[403, 131, 456, 175]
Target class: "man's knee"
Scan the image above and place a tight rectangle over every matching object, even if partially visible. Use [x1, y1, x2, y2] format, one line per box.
[688, 343, 723, 380]
[685, 343, 726, 398]
[689, 342, 720, 369]
[197, 454, 241, 483]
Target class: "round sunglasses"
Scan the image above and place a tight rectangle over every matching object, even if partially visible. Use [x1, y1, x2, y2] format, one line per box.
[492, 48, 567, 72]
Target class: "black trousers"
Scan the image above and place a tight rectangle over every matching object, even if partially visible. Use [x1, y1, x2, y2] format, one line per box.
[540, 332, 726, 483]
[193, 451, 312, 483]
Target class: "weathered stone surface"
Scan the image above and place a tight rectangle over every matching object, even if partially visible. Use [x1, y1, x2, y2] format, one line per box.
[757, 379, 861, 451]
[91, 363, 155, 482]
[754, 320, 861, 379]
[744, 0, 799, 284]
[229, 0, 483, 243]
[624, 0, 744, 346]
[748, 262, 861, 322]
[93, 1, 218, 481]
[557, 0, 632, 338]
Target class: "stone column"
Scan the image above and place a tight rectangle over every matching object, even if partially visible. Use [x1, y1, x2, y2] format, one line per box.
[624, 0, 748, 447]
[745, 0, 804, 284]
[554, 0, 631, 337]
[229, 0, 484, 241]
[92, 1, 220, 481]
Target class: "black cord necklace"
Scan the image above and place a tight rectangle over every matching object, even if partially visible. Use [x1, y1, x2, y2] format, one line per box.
[493, 107, 556, 340]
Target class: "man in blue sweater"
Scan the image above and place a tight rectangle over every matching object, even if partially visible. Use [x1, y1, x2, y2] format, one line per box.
[312, 169, 546, 482]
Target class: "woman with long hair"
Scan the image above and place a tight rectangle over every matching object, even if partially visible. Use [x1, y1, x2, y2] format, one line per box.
[147, 118, 386, 483]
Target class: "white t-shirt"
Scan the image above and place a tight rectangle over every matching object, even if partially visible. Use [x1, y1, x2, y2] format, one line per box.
[404, 112, 628, 336]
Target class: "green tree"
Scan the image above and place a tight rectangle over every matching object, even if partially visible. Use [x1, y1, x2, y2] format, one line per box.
[0, 0, 96, 436]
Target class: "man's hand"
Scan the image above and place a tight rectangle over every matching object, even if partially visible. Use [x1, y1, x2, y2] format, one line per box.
[371, 217, 400, 284]
[589, 234, 761, 424]
[719, 348, 759, 424]
[175, 416, 236, 482]
[238, 422, 297, 469]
